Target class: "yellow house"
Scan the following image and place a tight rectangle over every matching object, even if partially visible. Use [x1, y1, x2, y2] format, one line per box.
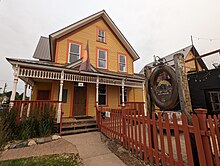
[7, 10, 145, 123]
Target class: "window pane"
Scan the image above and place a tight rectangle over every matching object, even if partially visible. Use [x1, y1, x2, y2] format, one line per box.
[99, 50, 106, 59]
[120, 55, 126, 63]
[98, 30, 104, 36]
[120, 64, 126, 72]
[69, 53, 79, 63]
[99, 95, 106, 105]
[98, 85, 106, 105]
[98, 59, 106, 68]
[98, 37, 104, 42]
[70, 43, 79, 53]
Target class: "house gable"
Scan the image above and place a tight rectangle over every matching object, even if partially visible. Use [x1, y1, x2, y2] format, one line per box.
[50, 10, 139, 62]
[139, 45, 207, 73]
[54, 18, 135, 74]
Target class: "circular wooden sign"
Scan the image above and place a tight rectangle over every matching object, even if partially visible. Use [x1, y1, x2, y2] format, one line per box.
[150, 65, 178, 110]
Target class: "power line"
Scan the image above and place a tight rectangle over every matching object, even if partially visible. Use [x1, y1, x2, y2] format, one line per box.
[192, 36, 220, 42]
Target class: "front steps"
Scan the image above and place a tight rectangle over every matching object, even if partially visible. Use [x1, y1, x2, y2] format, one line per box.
[61, 116, 98, 135]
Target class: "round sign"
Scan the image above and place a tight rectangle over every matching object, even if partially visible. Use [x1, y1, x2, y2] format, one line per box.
[150, 65, 178, 110]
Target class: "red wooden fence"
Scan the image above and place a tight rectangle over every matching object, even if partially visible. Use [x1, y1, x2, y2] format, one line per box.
[96, 105, 220, 166]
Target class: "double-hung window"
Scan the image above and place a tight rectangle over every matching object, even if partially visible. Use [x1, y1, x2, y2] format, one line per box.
[98, 49, 107, 69]
[98, 84, 107, 105]
[97, 29, 106, 43]
[69, 43, 81, 63]
[120, 87, 127, 105]
[119, 54, 126, 72]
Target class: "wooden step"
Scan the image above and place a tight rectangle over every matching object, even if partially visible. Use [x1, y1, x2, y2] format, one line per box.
[62, 122, 97, 129]
[62, 119, 96, 126]
[61, 127, 98, 135]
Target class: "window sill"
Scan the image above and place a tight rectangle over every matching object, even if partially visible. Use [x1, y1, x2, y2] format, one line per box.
[96, 40, 107, 44]
[97, 67, 108, 70]
[94, 105, 108, 107]
[118, 70, 127, 73]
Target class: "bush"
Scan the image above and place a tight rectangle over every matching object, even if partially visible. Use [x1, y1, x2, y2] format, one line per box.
[0, 107, 17, 148]
[0, 104, 56, 148]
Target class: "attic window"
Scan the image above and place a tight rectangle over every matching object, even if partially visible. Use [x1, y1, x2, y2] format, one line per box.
[97, 29, 106, 43]
[118, 54, 127, 72]
[68, 43, 81, 63]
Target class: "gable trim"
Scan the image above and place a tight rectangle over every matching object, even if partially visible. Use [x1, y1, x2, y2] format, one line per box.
[49, 10, 139, 62]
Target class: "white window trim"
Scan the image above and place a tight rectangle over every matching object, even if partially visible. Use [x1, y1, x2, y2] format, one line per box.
[98, 49, 107, 69]
[118, 54, 127, 72]
[68, 42, 81, 63]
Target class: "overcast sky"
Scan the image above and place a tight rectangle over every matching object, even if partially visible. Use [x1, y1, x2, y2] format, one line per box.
[0, 0, 220, 93]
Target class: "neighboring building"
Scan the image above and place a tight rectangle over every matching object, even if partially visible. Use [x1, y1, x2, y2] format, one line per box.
[188, 49, 220, 115]
[140, 45, 207, 74]
[7, 10, 145, 122]
[188, 67, 220, 114]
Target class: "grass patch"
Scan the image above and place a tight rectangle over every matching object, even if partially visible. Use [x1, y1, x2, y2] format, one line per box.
[0, 153, 82, 166]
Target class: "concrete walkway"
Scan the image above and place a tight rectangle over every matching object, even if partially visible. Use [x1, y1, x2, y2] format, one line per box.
[63, 132, 126, 166]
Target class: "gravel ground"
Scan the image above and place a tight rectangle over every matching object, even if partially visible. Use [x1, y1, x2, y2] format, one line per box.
[100, 133, 148, 166]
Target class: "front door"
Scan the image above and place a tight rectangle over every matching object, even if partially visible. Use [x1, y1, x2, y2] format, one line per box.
[73, 84, 86, 116]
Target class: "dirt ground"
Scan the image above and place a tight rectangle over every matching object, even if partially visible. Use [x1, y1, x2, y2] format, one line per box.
[100, 133, 148, 166]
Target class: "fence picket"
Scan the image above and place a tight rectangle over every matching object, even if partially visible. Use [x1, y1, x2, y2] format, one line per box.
[173, 113, 184, 165]
[147, 114, 153, 164]
[152, 113, 159, 165]
[182, 115, 194, 166]
[142, 114, 147, 163]
[208, 115, 220, 166]
[130, 110, 135, 154]
[158, 113, 166, 165]
[134, 110, 138, 156]
[164, 113, 175, 166]
[191, 115, 207, 166]
[214, 115, 220, 149]
[138, 108, 143, 159]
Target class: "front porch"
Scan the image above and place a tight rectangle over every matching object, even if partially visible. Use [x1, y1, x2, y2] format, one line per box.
[8, 61, 145, 123]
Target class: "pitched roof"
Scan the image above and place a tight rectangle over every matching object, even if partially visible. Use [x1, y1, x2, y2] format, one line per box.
[33, 36, 51, 61]
[139, 45, 207, 73]
[49, 10, 139, 61]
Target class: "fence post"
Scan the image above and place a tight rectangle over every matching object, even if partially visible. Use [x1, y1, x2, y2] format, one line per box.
[122, 107, 127, 148]
[194, 108, 214, 166]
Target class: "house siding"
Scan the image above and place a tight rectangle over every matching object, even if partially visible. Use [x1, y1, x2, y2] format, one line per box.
[185, 51, 202, 72]
[55, 18, 134, 74]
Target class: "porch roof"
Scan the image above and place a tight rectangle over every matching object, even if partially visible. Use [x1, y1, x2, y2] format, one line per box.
[6, 57, 145, 83]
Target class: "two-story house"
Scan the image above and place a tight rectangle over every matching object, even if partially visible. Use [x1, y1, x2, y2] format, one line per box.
[7, 10, 145, 123]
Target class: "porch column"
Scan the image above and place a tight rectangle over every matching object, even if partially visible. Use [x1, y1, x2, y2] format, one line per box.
[27, 85, 33, 117]
[142, 81, 147, 116]
[57, 70, 64, 123]
[96, 76, 99, 105]
[122, 79, 125, 107]
[10, 64, 19, 108]
[20, 83, 27, 118]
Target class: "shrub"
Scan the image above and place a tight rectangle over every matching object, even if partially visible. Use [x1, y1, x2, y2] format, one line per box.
[0, 103, 56, 148]
[0, 107, 17, 148]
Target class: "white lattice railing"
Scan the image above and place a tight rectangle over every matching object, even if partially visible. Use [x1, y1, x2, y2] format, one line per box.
[19, 68, 61, 80]
[19, 68, 143, 88]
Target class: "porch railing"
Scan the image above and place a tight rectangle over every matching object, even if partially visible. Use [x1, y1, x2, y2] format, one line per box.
[10, 100, 59, 119]
[96, 106, 220, 166]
